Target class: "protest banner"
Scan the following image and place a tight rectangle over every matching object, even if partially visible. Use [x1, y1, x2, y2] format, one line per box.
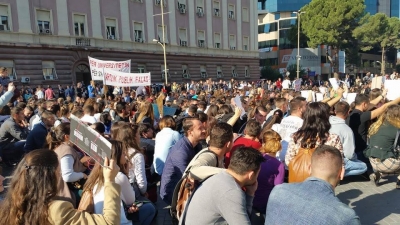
[152, 104, 177, 119]
[346, 93, 357, 105]
[234, 95, 246, 119]
[316, 93, 324, 102]
[371, 76, 382, 89]
[294, 79, 301, 92]
[329, 78, 339, 90]
[301, 90, 315, 102]
[88, 56, 131, 81]
[103, 69, 151, 87]
[70, 115, 112, 165]
[384, 80, 400, 100]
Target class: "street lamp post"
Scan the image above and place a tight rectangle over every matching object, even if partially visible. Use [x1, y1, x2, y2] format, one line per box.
[153, 0, 168, 85]
[294, 10, 305, 79]
[376, 61, 383, 75]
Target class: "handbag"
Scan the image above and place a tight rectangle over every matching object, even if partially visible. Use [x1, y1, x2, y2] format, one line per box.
[288, 142, 316, 183]
[78, 190, 94, 213]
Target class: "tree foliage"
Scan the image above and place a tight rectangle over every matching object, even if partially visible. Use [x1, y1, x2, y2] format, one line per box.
[286, 64, 307, 80]
[260, 66, 281, 81]
[353, 13, 400, 74]
[287, 23, 309, 49]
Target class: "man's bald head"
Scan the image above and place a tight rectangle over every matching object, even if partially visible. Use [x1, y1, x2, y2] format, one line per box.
[311, 145, 343, 187]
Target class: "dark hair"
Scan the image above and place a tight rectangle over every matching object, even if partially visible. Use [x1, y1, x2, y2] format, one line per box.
[83, 105, 94, 114]
[138, 123, 152, 136]
[290, 97, 306, 112]
[46, 122, 70, 150]
[195, 111, 208, 123]
[262, 109, 283, 133]
[218, 105, 233, 114]
[228, 146, 265, 175]
[206, 104, 219, 117]
[293, 102, 331, 147]
[311, 145, 342, 172]
[354, 94, 370, 106]
[245, 119, 262, 137]
[0, 105, 10, 115]
[0, 149, 59, 225]
[100, 112, 111, 125]
[11, 106, 24, 116]
[159, 115, 176, 130]
[90, 122, 105, 134]
[182, 117, 200, 136]
[188, 105, 198, 114]
[116, 102, 126, 114]
[208, 122, 233, 148]
[334, 101, 350, 116]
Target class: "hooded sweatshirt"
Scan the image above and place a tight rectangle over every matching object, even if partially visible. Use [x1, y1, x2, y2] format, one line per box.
[329, 116, 355, 160]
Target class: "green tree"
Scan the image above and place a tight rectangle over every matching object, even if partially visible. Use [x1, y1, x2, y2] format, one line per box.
[301, 0, 365, 73]
[286, 64, 307, 80]
[288, 22, 309, 49]
[353, 13, 400, 75]
[260, 66, 281, 81]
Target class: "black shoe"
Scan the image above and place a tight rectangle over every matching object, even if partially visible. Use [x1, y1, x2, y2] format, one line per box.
[370, 172, 381, 186]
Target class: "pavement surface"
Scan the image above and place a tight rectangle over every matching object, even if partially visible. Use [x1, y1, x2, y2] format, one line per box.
[1, 165, 399, 225]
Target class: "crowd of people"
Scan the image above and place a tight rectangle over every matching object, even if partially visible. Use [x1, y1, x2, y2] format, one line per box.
[0, 67, 399, 224]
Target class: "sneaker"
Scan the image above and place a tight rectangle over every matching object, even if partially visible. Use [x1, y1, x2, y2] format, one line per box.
[370, 172, 381, 186]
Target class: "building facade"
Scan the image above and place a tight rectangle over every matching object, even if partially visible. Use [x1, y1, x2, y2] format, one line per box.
[0, 0, 259, 87]
[258, 0, 399, 79]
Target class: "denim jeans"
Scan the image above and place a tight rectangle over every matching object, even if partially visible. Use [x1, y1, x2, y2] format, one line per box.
[2, 140, 26, 161]
[344, 158, 368, 177]
[133, 202, 156, 225]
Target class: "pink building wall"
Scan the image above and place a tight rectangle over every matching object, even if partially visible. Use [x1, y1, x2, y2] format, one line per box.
[67, 0, 92, 36]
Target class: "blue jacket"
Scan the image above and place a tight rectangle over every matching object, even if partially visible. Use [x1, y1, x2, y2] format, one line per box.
[24, 123, 48, 153]
[265, 177, 360, 225]
[88, 85, 95, 98]
[159, 136, 202, 205]
[65, 88, 75, 98]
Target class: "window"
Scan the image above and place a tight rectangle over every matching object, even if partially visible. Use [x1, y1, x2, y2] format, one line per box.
[42, 61, 57, 80]
[274, 13, 280, 20]
[217, 66, 223, 78]
[243, 36, 249, 51]
[73, 14, 85, 36]
[106, 18, 117, 40]
[214, 33, 221, 49]
[242, 8, 249, 22]
[245, 66, 249, 77]
[0, 60, 16, 81]
[177, 0, 186, 14]
[279, 18, 296, 29]
[258, 39, 278, 49]
[155, 0, 166, 7]
[197, 30, 205, 47]
[258, 22, 278, 34]
[138, 64, 146, 73]
[37, 10, 51, 34]
[228, 4, 235, 19]
[196, 0, 204, 17]
[0, 5, 9, 31]
[134, 22, 144, 42]
[157, 25, 168, 43]
[161, 64, 170, 79]
[232, 65, 237, 77]
[182, 64, 190, 78]
[200, 65, 207, 78]
[213, 1, 220, 17]
[179, 28, 187, 46]
[229, 35, 236, 50]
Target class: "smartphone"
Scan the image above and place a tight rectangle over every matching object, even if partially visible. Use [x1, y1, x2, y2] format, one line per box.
[134, 201, 143, 207]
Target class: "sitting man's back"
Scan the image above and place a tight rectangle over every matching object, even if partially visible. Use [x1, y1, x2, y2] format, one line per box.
[265, 145, 360, 225]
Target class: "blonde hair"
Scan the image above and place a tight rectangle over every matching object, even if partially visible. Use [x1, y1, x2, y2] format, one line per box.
[260, 129, 282, 154]
[369, 105, 400, 137]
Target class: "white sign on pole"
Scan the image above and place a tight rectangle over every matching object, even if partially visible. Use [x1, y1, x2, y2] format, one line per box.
[103, 69, 151, 87]
[88, 56, 131, 81]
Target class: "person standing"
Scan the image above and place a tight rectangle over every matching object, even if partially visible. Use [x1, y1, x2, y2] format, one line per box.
[45, 85, 55, 100]
[57, 84, 65, 99]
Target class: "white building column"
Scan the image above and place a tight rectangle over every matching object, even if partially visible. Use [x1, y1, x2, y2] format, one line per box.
[168, 0, 177, 46]
[145, 0, 155, 42]
[188, 0, 196, 47]
[222, 0, 228, 50]
[236, 0, 242, 50]
[206, 0, 213, 48]
[16, 0, 32, 33]
[56, 0, 69, 36]
[249, 0, 256, 51]
[119, 0, 131, 41]
[90, 0, 103, 38]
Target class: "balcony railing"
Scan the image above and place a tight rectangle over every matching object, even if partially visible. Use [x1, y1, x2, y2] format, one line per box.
[76, 38, 91, 46]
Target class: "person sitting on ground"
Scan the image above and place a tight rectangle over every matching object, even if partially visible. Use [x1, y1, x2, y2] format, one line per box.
[183, 146, 265, 225]
[365, 105, 400, 189]
[24, 110, 56, 153]
[330, 101, 367, 177]
[265, 145, 360, 225]
[0, 149, 121, 224]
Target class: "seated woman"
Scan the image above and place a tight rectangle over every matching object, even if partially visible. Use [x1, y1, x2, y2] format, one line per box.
[46, 123, 89, 207]
[365, 105, 400, 188]
[253, 130, 285, 214]
[84, 140, 156, 225]
[0, 149, 121, 224]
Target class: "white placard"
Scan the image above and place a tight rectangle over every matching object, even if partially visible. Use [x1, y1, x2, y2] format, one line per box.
[88, 56, 131, 81]
[301, 90, 315, 102]
[234, 95, 246, 119]
[346, 93, 357, 105]
[371, 76, 382, 89]
[329, 78, 339, 90]
[384, 80, 400, 100]
[294, 79, 301, 91]
[316, 93, 324, 102]
[103, 69, 151, 87]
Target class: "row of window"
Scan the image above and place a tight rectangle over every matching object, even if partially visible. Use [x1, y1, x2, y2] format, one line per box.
[258, 18, 296, 34]
[0, 60, 250, 82]
[0, 60, 58, 82]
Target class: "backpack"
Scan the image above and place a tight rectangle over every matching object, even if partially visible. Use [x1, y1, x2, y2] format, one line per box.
[170, 150, 220, 225]
[288, 143, 316, 183]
